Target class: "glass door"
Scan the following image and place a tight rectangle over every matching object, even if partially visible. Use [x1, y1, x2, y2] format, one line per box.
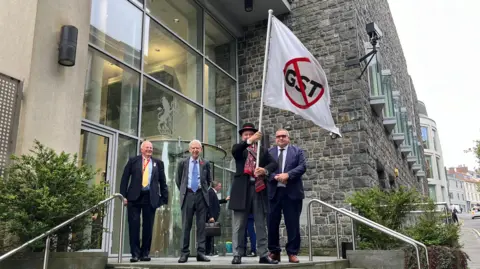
[78, 126, 115, 251]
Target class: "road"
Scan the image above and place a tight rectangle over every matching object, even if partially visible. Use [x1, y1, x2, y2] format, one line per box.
[458, 213, 480, 269]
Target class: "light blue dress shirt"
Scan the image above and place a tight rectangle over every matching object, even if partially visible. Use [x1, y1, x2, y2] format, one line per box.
[188, 157, 200, 189]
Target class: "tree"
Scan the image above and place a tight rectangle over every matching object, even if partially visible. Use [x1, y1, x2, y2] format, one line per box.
[0, 140, 107, 252]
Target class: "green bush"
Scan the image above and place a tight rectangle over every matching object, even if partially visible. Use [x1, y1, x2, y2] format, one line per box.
[346, 186, 422, 249]
[404, 245, 469, 269]
[0, 140, 108, 252]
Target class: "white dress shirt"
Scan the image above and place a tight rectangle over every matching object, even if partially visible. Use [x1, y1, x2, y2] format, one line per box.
[277, 145, 288, 187]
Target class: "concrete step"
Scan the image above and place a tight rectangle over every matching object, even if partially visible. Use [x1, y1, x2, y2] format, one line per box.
[107, 256, 350, 269]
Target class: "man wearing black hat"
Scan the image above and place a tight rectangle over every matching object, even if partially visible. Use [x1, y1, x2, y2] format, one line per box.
[229, 123, 278, 265]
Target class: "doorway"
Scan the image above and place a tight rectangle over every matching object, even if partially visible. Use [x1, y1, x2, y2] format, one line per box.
[78, 124, 116, 252]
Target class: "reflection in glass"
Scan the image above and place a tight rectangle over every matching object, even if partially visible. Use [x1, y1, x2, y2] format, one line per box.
[141, 78, 202, 141]
[90, 0, 142, 67]
[78, 130, 109, 249]
[147, 140, 226, 257]
[146, 0, 203, 49]
[205, 13, 236, 76]
[144, 16, 202, 102]
[111, 135, 137, 254]
[205, 63, 237, 122]
[83, 49, 140, 136]
[421, 127, 429, 149]
[382, 74, 395, 118]
[425, 155, 433, 178]
[204, 112, 236, 164]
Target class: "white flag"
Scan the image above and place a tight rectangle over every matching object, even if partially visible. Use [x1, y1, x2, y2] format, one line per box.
[263, 16, 341, 136]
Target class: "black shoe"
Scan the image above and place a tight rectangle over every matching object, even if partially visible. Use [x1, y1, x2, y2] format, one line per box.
[259, 256, 279, 264]
[197, 253, 210, 262]
[140, 256, 151, 261]
[130, 257, 139, 262]
[178, 255, 188, 263]
[232, 256, 242, 264]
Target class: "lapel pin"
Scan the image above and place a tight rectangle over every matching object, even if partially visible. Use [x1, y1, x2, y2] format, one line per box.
[153, 162, 156, 167]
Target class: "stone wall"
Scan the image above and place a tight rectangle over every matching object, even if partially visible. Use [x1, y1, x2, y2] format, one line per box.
[237, 0, 427, 252]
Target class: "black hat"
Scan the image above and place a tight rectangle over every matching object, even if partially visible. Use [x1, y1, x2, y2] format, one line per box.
[238, 123, 258, 135]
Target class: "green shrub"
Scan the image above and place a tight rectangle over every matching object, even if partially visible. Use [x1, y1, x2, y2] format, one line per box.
[0, 140, 108, 252]
[346, 186, 422, 249]
[404, 245, 469, 269]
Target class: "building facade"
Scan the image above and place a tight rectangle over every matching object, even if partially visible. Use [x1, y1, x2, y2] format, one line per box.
[448, 166, 480, 210]
[0, 0, 427, 256]
[447, 174, 467, 212]
[417, 101, 449, 205]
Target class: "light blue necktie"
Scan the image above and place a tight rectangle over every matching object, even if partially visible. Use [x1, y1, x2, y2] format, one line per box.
[191, 160, 199, 192]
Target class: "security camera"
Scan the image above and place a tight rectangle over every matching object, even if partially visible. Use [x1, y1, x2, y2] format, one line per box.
[366, 22, 382, 40]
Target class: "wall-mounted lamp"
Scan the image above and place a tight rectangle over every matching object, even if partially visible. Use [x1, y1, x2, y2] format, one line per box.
[345, 22, 383, 79]
[245, 0, 253, 12]
[58, 25, 78, 67]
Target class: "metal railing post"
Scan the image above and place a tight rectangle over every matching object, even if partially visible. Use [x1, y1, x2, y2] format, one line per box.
[117, 196, 125, 263]
[350, 204, 356, 251]
[307, 200, 313, 261]
[43, 236, 51, 269]
[334, 212, 340, 259]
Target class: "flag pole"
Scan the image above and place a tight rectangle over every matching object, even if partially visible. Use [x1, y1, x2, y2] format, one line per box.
[256, 9, 274, 168]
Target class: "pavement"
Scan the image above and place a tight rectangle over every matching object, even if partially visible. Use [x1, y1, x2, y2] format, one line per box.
[459, 213, 480, 269]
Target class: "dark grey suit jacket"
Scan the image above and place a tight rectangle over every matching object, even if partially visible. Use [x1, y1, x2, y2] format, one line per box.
[175, 157, 212, 209]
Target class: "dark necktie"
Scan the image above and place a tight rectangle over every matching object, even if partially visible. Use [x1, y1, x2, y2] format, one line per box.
[278, 148, 285, 173]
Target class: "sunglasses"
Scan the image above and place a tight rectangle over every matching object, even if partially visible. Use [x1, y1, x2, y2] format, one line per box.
[276, 135, 287, 138]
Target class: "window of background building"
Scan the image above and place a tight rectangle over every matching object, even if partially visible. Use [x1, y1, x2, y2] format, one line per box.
[432, 129, 438, 151]
[436, 157, 442, 180]
[421, 126, 429, 149]
[429, 185, 437, 202]
[425, 155, 433, 178]
[205, 13, 236, 77]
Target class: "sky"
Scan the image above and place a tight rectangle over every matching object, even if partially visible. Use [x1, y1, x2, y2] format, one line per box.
[388, 0, 480, 171]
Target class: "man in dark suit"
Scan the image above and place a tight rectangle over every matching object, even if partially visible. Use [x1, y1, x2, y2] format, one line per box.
[120, 140, 169, 263]
[229, 123, 278, 265]
[268, 129, 306, 263]
[176, 139, 212, 263]
[205, 180, 229, 255]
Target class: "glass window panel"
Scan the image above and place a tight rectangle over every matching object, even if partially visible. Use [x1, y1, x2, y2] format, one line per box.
[428, 185, 437, 202]
[205, 63, 237, 122]
[90, 0, 142, 68]
[436, 157, 442, 180]
[141, 78, 202, 140]
[432, 129, 438, 151]
[132, 0, 143, 7]
[83, 49, 140, 136]
[421, 126, 429, 149]
[144, 16, 202, 103]
[205, 13, 236, 76]
[382, 74, 395, 118]
[425, 155, 433, 178]
[204, 112, 237, 164]
[368, 55, 383, 96]
[111, 135, 137, 254]
[145, 0, 203, 50]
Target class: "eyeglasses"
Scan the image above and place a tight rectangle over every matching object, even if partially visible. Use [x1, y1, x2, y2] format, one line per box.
[276, 135, 287, 138]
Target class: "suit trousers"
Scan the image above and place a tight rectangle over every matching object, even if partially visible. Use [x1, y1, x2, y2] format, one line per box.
[268, 187, 303, 255]
[232, 184, 268, 258]
[127, 190, 156, 258]
[181, 190, 207, 255]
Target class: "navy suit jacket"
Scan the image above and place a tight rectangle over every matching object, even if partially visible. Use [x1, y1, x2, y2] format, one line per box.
[119, 155, 169, 208]
[206, 188, 227, 221]
[268, 145, 306, 201]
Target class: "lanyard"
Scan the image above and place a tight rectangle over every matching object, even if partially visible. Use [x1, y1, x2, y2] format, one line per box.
[143, 158, 151, 174]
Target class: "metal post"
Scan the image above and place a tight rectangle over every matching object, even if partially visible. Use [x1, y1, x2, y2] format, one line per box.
[117, 197, 125, 263]
[350, 205, 356, 251]
[307, 201, 313, 261]
[43, 236, 51, 269]
[334, 212, 340, 259]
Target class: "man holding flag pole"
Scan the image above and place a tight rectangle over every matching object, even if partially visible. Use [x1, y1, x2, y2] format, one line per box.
[248, 7, 341, 263]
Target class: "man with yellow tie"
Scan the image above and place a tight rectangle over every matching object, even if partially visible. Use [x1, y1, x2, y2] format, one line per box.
[120, 140, 169, 263]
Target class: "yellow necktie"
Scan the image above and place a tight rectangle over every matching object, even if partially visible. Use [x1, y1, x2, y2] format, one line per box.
[142, 159, 149, 187]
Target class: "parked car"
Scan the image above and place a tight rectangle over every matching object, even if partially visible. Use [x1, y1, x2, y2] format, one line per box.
[471, 207, 480, 219]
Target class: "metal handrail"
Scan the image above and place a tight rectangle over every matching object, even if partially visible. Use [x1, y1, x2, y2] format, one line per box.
[339, 208, 429, 268]
[306, 199, 426, 269]
[0, 193, 125, 268]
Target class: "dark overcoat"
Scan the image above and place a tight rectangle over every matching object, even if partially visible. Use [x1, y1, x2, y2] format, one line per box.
[228, 140, 278, 213]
